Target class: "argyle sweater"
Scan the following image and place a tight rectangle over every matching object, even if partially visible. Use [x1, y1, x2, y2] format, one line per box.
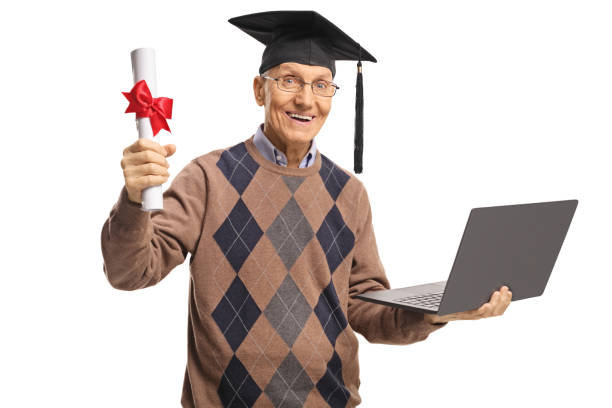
[101, 134, 446, 407]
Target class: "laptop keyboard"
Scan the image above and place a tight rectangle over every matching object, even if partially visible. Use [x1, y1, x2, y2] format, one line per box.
[393, 292, 443, 308]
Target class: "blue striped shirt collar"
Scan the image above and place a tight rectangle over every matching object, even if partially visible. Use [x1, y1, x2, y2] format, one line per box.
[253, 123, 317, 168]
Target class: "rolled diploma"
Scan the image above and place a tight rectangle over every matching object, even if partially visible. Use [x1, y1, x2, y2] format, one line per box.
[130, 48, 163, 211]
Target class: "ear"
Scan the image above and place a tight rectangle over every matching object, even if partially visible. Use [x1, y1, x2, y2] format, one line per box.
[253, 76, 264, 106]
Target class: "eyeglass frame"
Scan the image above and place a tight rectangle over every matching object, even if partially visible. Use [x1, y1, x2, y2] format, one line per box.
[260, 75, 340, 97]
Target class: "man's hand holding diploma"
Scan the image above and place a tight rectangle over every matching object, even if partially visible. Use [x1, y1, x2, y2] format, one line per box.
[121, 139, 176, 205]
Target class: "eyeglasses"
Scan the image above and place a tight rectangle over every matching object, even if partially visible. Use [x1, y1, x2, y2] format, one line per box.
[261, 75, 340, 97]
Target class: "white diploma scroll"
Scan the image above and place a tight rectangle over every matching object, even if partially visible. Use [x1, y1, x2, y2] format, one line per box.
[130, 48, 163, 211]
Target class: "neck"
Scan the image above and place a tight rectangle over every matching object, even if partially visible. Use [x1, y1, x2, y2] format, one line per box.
[263, 124, 312, 168]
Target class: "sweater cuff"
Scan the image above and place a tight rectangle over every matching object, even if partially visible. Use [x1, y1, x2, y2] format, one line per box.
[399, 309, 448, 340]
[112, 186, 151, 228]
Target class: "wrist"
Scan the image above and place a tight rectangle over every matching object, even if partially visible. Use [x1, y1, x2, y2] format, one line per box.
[128, 196, 142, 206]
[127, 192, 142, 206]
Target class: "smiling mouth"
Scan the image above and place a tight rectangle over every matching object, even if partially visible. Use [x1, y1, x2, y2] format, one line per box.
[286, 111, 315, 122]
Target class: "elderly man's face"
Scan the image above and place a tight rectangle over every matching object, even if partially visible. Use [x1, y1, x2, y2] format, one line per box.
[253, 62, 333, 150]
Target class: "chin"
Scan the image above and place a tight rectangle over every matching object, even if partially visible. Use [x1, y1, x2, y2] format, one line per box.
[281, 131, 313, 144]
[268, 116, 323, 144]
[276, 122, 314, 137]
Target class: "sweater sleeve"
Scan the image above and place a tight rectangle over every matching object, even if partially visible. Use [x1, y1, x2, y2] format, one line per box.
[347, 183, 447, 345]
[100, 159, 207, 291]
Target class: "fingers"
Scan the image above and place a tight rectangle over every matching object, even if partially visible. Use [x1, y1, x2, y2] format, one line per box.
[121, 139, 171, 169]
[123, 163, 170, 198]
[475, 302, 490, 317]
[496, 286, 512, 315]
[124, 138, 169, 156]
[442, 285, 514, 322]
[164, 143, 177, 157]
[488, 290, 501, 315]
[124, 162, 170, 197]
[483, 286, 512, 317]
[121, 139, 173, 202]
[125, 174, 170, 198]
[122, 150, 170, 170]
[123, 162, 170, 178]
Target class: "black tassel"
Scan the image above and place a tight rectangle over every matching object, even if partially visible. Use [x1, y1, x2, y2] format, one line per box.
[354, 59, 363, 173]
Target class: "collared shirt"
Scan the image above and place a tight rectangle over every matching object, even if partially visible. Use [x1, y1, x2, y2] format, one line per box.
[252, 123, 317, 168]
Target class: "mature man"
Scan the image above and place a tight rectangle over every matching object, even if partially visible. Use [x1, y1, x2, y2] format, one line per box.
[101, 10, 511, 408]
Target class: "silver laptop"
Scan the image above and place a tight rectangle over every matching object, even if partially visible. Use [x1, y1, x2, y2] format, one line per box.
[355, 200, 578, 316]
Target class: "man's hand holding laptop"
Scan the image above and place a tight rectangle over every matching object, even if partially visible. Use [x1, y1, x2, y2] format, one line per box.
[424, 286, 512, 324]
[356, 201, 577, 322]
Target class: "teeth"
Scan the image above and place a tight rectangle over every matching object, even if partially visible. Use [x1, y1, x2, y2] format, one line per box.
[288, 112, 313, 121]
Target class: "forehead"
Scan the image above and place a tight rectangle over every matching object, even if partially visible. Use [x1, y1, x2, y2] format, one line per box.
[271, 62, 333, 80]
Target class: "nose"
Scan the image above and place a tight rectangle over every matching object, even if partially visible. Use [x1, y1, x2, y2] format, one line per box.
[293, 83, 314, 108]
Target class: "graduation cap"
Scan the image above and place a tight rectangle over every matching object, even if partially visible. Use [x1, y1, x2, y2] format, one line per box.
[228, 10, 377, 174]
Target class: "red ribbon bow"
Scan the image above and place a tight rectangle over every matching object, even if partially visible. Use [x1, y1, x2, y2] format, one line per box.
[123, 80, 173, 136]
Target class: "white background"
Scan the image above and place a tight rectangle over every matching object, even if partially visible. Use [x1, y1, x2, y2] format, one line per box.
[1, 0, 610, 406]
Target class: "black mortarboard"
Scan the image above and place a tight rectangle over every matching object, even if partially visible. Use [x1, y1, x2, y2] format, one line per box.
[229, 10, 377, 173]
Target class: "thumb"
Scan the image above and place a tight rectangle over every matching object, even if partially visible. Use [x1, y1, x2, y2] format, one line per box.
[163, 144, 177, 157]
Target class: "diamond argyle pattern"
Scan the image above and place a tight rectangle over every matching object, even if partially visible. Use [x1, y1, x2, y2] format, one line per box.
[218, 355, 262, 407]
[282, 174, 305, 194]
[212, 276, 262, 352]
[265, 196, 314, 271]
[316, 351, 350, 407]
[217, 142, 260, 195]
[316, 204, 355, 274]
[264, 351, 314, 407]
[314, 281, 348, 347]
[103, 135, 446, 406]
[319, 154, 350, 201]
[264, 275, 312, 347]
[213, 198, 264, 273]
[210, 142, 358, 407]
